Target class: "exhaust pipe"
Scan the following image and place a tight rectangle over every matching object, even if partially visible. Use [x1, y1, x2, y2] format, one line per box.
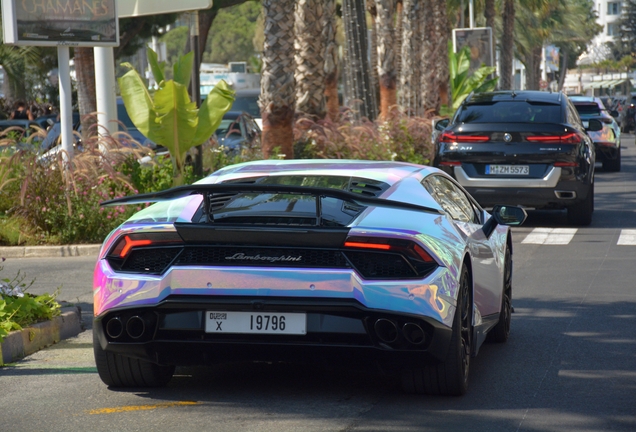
[554, 190, 576, 200]
[105, 317, 124, 339]
[374, 319, 398, 343]
[402, 323, 426, 345]
[126, 316, 146, 339]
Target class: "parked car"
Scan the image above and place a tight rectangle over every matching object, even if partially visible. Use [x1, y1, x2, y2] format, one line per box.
[570, 96, 621, 172]
[433, 90, 601, 226]
[214, 110, 261, 153]
[230, 88, 261, 129]
[93, 160, 527, 395]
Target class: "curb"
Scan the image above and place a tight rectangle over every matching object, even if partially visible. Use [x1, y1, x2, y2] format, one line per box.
[0, 244, 101, 259]
[0, 306, 84, 366]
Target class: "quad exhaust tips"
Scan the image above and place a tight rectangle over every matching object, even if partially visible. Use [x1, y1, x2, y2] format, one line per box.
[105, 316, 147, 340]
[105, 317, 124, 339]
[374, 319, 399, 343]
[374, 319, 427, 346]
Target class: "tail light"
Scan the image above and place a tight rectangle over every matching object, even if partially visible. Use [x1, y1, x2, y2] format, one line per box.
[440, 132, 489, 143]
[109, 232, 184, 259]
[344, 237, 435, 262]
[526, 133, 581, 144]
[438, 161, 461, 167]
[554, 161, 578, 167]
[343, 236, 438, 279]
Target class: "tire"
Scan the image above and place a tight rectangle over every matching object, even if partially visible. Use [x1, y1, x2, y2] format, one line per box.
[402, 265, 471, 396]
[567, 183, 594, 226]
[93, 331, 174, 388]
[602, 148, 621, 172]
[487, 247, 512, 343]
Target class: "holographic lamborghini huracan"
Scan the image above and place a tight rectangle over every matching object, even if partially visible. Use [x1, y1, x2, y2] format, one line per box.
[93, 160, 526, 395]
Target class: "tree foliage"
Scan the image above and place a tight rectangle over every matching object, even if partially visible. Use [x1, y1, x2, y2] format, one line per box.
[202, 2, 262, 64]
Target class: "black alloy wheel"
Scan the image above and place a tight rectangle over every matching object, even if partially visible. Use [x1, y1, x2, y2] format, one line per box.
[567, 183, 594, 226]
[488, 247, 512, 343]
[401, 265, 472, 396]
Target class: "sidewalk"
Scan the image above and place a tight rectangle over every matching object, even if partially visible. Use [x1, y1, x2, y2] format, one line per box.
[0, 244, 101, 259]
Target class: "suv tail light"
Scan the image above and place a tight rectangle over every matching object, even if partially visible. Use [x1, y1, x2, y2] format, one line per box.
[526, 133, 581, 144]
[440, 132, 489, 143]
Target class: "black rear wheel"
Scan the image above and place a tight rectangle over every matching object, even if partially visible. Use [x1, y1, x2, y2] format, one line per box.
[567, 183, 594, 226]
[93, 331, 174, 388]
[602, 148, 621, 172]
[401, 265, 471, 396]
[487, 247, 512, 343]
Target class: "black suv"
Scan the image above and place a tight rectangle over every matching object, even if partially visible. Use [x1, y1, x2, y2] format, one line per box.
[433, 91, 601, 226]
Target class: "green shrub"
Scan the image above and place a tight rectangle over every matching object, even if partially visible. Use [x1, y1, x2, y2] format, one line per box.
[0, 266, 61, 343]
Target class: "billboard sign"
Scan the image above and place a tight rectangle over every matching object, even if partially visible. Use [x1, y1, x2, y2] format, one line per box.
[452, 27, 494, 75]
[117, 0, 213, 17]
[545, 45, 560, 72]
[1, 0, 119, 47]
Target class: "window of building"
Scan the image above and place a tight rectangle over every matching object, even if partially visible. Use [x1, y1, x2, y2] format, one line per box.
[607, 2, 622, 15]
[607, 22, 619, 36]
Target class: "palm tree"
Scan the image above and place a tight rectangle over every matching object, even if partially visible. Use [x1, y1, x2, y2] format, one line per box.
[259, 0, 296, 158]
[74, 48, 97, 138]
[432, 0, 450, 109]
[374, 0, 398, 119]
[323, 0, 339, 122]
[0, 45, 39, 101]
[342, 0, 378, 120]
[294, 0, 327, 118]
[399, 0, 423, 115]
[499, 0, 515, 89]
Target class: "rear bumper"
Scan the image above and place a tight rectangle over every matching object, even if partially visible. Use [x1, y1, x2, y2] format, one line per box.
[94, 296, 454, 368]
[464, 181, 592, 209]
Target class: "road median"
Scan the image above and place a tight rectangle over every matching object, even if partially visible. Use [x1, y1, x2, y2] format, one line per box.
[0, 306, 84, 366]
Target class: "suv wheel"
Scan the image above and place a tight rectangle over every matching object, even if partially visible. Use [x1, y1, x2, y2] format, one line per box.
[602, 148, 621, 172]
[567, 183, 594, 226]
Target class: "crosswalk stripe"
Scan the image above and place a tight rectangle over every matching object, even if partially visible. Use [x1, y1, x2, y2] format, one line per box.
[521, 228, 578, 245]
[617, 229, 636, 245]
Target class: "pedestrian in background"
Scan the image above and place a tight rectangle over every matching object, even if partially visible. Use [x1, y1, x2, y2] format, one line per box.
[9, 101, 34, 120]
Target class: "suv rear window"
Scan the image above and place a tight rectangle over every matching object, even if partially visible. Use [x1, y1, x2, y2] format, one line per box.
[456, 101, 561, 124]
[573, 103, 601, 116]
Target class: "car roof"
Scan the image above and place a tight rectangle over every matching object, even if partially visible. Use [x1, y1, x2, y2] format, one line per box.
[206, 159, 436, 187]
[569, 96, 603, 105]
[466, 90, 563, 105]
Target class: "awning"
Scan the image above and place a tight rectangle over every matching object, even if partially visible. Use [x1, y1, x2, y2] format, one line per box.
[588, 79, 630, 89]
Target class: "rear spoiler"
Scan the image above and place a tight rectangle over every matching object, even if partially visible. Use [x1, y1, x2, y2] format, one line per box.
[101, 183, 443, 221]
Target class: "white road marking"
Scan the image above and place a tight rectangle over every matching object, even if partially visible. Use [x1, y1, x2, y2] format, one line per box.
[521, 228, 578, 245]
[617, 229, 636, 245]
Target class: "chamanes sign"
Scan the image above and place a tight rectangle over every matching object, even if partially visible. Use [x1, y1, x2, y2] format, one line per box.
[1, 0, 119, 46]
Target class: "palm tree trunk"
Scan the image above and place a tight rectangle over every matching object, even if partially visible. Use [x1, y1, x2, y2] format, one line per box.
[367, 2, 380, 106]
[374, 0, 398, 119]
[499, 0, 515, 90]
[323, 0, 340, 122]
[295, 0, 327, 118]
[399, 0, 423, 116]
[74, 47, 97, 139]
[484, 0, 495, 30]
[421, 0, 438, 112]
[342, 0, 378, 121]
[260, 0, 296, 159]
[432, 0, 450, 109]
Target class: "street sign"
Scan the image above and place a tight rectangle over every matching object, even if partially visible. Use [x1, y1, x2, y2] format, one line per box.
[452, 27, 494, 76]
[117, 0, 213, 17]
[540, 80, 548, 89]
[1, 0, 119, 47]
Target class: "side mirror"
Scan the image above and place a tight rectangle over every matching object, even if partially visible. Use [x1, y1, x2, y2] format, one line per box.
[482, 205, 527, 237]
[585, 118, 603, 132]
[433, 118, 450, 131]
[610, 110, 619, 118]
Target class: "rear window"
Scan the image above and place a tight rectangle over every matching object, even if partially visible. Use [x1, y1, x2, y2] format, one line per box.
[231, 96, 260, 117]
[573, 103, 602, 116]
[210, 175, 388, 227]
[456, 101, 561, 124]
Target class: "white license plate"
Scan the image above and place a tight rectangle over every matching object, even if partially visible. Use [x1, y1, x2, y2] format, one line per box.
[486, 165, 530, 175]
[205, 311, 306, 334]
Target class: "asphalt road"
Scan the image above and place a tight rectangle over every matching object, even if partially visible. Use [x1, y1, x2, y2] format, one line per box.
[1, 137, 635, 431]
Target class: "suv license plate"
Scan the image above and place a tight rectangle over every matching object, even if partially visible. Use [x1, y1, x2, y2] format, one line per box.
[486, 165, 530, 175]
[205, 311, 306, 334]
